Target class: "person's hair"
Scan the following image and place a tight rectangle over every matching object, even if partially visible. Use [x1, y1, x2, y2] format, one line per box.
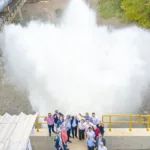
[48, 113, 51, 115]
[81, 119, 85, 122]
[92, 112, 95, 115]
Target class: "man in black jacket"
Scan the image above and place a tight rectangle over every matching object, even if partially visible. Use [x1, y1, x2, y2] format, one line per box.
[71, 115, 79, 138]
[53, 110, 63, 128]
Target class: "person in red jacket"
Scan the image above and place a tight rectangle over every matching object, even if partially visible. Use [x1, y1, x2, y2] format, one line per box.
[93, 126, 100, 140]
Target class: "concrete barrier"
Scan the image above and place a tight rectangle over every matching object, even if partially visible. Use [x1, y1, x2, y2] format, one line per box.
[30, 128, 150, 150]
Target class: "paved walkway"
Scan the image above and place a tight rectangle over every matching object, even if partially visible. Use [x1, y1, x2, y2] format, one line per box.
[68, 138, 87, 150]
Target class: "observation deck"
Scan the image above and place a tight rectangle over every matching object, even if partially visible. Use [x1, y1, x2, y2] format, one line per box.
[30, 114, 150, 150]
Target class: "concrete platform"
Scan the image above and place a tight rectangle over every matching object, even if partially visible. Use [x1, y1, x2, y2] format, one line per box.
[30, 128, 150, 150]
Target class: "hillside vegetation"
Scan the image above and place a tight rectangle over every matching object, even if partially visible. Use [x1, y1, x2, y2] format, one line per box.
[99, 0, 150, 28]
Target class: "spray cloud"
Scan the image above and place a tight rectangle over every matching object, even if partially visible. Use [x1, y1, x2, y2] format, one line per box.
[1, 0, 150, 115]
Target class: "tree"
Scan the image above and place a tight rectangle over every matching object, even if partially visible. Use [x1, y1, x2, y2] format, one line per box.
[98, 0, 122, 18]
[121, 0, 150, 28]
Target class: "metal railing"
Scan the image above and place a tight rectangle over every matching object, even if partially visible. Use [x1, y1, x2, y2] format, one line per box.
[35, 114, 150, 132]
[35, 116, 47, 132]
[102, 114, 150, 131]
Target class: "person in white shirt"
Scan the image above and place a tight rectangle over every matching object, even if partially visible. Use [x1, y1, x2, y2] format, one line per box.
[84, 119, 94, 132]
[91, 112, 99, 125]
[86, 127, 95, 140]
[98, 142, 107, 150]
[78, 119, 85, 140]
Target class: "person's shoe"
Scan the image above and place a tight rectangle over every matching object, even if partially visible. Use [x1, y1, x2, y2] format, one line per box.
[53, 131, 57, 134]
[49, 133, 51, 137]
[72, 136, 74, 138]
[75, 136, 78, 138]
[67, 140, 72, 143]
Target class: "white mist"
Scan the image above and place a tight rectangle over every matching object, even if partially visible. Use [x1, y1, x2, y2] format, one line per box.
[1, 0, 150, 115]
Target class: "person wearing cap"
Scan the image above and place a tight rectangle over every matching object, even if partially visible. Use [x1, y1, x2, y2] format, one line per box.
[98, 142, 107, 150]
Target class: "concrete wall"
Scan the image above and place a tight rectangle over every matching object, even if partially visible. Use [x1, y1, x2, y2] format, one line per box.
[106, 136, 150, 150]
[30, 136, 55, 150]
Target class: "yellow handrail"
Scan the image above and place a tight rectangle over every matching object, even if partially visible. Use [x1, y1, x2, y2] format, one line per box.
[102, 114, 150, 131]
[35, 114, 150, 132]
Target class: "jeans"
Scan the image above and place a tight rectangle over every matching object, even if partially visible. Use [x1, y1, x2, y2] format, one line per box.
[88, 146, 94, 150]
[67, 129, 71, 141]
[72, 126, 77, 137]
[48, 124, 55, 133]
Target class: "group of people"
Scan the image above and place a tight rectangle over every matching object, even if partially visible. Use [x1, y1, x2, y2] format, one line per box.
[44, 110, 107, 150]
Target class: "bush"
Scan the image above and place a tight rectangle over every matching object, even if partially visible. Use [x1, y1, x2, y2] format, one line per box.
[98, 0, 122, 18]
[55, 8, 63, 18]
[121, 0, 150, 28]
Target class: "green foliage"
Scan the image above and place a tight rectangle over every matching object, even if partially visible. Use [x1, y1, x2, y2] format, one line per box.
[55, 9, 63, 18]
[121, 0, 150, 28]
[98, 0, 122, 18]
[98, 0, 150, 28]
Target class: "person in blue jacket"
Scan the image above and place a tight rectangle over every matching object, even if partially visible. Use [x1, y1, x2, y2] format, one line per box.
[57, 115, 64, 128]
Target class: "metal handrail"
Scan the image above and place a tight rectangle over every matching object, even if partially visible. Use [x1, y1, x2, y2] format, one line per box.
[35, 114, 150, 132]
[102, 114, 150, 131]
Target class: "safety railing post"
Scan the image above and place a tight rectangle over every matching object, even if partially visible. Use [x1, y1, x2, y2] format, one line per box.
[109, 116, 112, 131]
[146, 116, 150, 131]
[35, 118, 39, 132]
[129, 116, 132, 131]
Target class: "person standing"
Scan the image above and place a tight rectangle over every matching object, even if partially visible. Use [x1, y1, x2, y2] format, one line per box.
[91, 113, 99, 125]
[93, 126, 100, 140]
[97, 121, 105, 135]
[79, 112, 93, 122]
[63, 119, 72, 143]
[57, 115, 64, 128]
[98, 142, 107, 150]
[96, 133, 106, 149]
[44, 113, 56, 136]
[86, 136, 95, 150]
[71, 115, 79, 138]
[53, 110, 63, 126]
[86, 127, 95, 140]
[78, 119, 85, 140]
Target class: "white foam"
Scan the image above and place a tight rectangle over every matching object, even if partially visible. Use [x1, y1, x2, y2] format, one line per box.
[0, 0, 150, 115]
